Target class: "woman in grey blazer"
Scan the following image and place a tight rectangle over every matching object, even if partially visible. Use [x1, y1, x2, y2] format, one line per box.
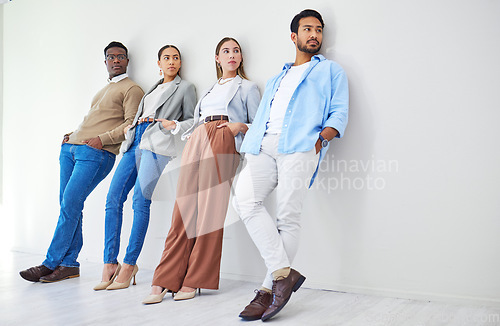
[143, 37, 261, 304]
[94, 45, 196, 291]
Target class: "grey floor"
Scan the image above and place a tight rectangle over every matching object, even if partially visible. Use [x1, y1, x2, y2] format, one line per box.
[2, 251, 500, 326]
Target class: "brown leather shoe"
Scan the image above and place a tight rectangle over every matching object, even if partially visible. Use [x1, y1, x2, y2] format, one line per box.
[39, 266, 80, 283]
[261, 268, 306, 322]
[239, 290, 273, 320]
[19, 265, 53, 282]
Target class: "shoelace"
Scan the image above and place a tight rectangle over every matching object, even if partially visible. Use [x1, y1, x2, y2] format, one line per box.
[271, 281, 284, 300]
[251, 290, 271, 307]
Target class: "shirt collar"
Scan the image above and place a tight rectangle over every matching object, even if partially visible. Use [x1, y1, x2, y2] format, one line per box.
[282, 54, 325, 70]
[108, 73, 128, 84]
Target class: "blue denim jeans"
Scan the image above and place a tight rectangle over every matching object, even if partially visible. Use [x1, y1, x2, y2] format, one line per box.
[104, 122, 171, 265]
[42, 143, 116, 270]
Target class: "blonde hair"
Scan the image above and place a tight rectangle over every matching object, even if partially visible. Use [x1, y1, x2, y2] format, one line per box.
[215, 37, 248, 80]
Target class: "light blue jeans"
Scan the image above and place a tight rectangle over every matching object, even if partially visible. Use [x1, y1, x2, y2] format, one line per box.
[103, 122, 171, 265]
[43, 143, 116, 270]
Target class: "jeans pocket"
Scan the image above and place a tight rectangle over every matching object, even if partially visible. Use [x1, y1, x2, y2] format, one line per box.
[85, 144, 103, 152]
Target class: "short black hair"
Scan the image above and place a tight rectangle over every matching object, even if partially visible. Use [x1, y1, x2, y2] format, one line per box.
[290, 9, 324, 33]
[104, 41, 128, 56]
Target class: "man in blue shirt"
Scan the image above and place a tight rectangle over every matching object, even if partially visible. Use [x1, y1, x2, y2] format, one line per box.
[234, 9, 349, 321]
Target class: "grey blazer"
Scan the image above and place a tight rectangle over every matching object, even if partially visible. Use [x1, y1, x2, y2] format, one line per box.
[182, 75, 260, 152]
[122, 75, 196, 157]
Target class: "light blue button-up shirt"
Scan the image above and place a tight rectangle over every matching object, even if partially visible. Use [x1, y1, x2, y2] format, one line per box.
[240, 54, 349, 186]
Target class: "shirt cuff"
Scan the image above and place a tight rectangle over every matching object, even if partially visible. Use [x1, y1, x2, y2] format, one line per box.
[98, 133, 112, 146]
[170, 120, 181, 135]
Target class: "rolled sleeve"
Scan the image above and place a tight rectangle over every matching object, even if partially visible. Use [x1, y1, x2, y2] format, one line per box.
[324, 69, 349, 138]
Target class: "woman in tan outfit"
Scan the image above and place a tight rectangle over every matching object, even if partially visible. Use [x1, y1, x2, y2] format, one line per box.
[143, 37, 260, 304]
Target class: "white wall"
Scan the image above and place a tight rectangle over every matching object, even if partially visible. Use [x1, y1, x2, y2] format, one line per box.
[2, 0, 500, 307]
[0, 4, 3, 204]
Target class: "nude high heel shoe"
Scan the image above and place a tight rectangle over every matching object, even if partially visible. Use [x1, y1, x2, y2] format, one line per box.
[173, 288, 201, 301]
[142, 288, 169, 305]
[106, 265, 138, 290]
[93, 263, 121, 291]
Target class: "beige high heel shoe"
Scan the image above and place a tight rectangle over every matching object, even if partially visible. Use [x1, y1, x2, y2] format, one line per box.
[173, 288, 201, 301]
[93, 263, 121, 291]
[142, 288, 169, 305]
[106, 265, 138, 290]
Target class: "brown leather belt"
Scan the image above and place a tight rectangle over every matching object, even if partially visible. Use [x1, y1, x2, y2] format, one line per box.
[138, 117, 154, 124]
[204, 115, 229, 123]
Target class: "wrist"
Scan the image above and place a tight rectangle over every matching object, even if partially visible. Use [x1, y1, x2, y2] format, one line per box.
[318, 134, 329, 148]
[171, 120, 181, 135]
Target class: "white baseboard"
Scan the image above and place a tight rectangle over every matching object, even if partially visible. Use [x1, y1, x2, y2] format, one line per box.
[221, 272, 500, 308]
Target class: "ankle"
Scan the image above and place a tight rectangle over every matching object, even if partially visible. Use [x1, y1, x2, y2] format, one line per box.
[115, 264, 134, 282]
[122, 263, 134, 270]
[102, 263, 118, 280]
[151, 285, 164, 295]
[259, 286, 272, 294]
[272, 267, 290, 281]
[179, 285, 195, 292]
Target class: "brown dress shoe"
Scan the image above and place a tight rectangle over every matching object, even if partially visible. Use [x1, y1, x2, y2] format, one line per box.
[19, 265, 53, 282]
[39, 266, 80, 283]
[239, 290, 273, 320]
[261, 268, 306, 322]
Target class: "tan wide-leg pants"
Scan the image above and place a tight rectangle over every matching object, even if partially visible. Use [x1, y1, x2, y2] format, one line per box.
[152, 120, 240, 291]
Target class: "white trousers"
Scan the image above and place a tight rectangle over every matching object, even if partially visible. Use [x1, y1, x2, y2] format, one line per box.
[234, 133, 319, 289]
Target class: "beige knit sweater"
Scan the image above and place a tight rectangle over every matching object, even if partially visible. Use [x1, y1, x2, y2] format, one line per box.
[67, 77, 144, 155]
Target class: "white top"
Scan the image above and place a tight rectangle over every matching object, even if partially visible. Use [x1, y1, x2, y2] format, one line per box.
[266, 62, 310, 134]
[199, 78, 235, 121]
[140, 81, 174, 120]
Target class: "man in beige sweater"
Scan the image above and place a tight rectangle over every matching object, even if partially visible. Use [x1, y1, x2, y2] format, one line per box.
[19, 41, 144, 283]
